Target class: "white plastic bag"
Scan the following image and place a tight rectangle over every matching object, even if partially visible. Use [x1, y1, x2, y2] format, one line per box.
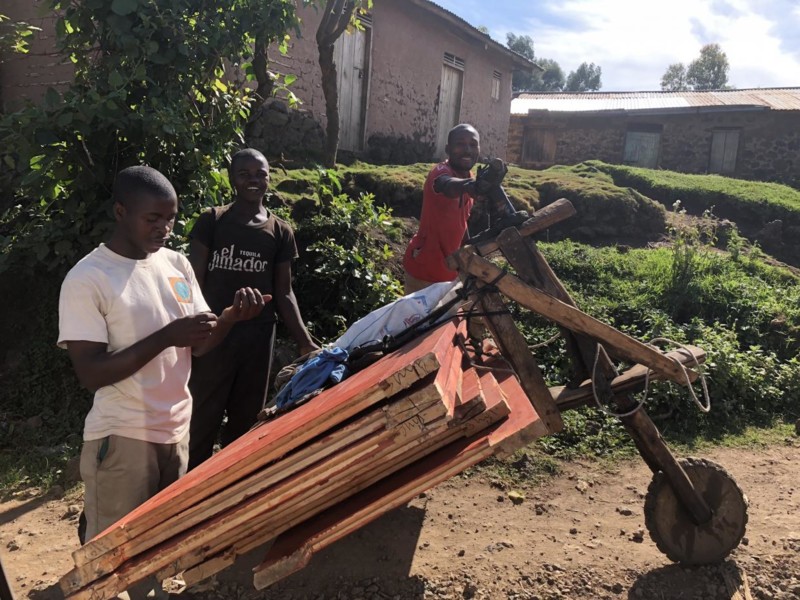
[334, 280, 462, 352]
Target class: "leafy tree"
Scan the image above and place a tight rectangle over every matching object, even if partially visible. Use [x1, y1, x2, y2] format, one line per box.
[661, 63, 688, 91]
[660, 44, 731, 91]
[506, 33, 566, 92]
[0, 0, 298, 272]
[315, 0, 371, 168]
[506, 32, 536, 92]
[687, 43, 730, 90]
[535, 58, 566, 92]
[565, 62, 602, 92]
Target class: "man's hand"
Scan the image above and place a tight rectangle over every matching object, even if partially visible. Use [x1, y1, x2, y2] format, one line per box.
[222, 287, 272, 323]
[163, 312, 219, 347]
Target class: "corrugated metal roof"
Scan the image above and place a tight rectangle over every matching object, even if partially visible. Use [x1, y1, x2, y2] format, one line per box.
[511, 88, 800, 114]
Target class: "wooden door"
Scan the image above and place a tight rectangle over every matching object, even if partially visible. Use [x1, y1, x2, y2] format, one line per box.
[435, 64, 463, 159]
[709, 129, 739, 173]
[523, 129, 556, 164]
[334, 26, 369, 151]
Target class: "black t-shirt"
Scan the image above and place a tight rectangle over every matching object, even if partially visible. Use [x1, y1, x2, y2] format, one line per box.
[190, 204, 298, 322]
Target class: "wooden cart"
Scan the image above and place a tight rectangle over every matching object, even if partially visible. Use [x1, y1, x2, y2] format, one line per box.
[447, 197, 748, 566]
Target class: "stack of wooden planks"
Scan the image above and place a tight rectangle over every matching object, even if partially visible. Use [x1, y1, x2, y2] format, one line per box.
[60, 318, 547, 599]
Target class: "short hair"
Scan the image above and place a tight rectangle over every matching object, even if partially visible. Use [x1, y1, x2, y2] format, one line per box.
[229, 148, 269, 178]
[113, 166, 176, 207]
[447, 123, 479, 146]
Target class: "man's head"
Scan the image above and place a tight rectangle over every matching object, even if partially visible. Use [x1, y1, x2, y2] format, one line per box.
[229, 148, 269, 205]
[445, 124, 480, 174]
[111, 166, 178, 259]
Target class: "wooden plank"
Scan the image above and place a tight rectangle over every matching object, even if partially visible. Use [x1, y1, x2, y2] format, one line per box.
[384, 322, 465, 427]
[172, 372, 512, 590]
[65, 334, 473, 598]
[252, 370, 544, 590]
[469, 198, 576, 257]
[452, 367, 484, 422]
[64, 369, 462, 595]
[451, 248, 699, 386]
[65, 365, 468, 592]
[153, 382, 503, 588]
[477, 289, 563, 433]
[549, 346, 706, 410]
[70, 321, 458, 568]
[67, 404, 458, 599]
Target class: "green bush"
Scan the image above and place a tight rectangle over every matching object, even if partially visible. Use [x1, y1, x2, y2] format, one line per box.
[527, 239, 799, 445]
[291, 170, 403, 340]
[0, 0, 299, 273]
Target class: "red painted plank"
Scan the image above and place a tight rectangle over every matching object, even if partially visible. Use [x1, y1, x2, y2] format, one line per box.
[69, 321, 457, 567]
[252, 365, 545, 590]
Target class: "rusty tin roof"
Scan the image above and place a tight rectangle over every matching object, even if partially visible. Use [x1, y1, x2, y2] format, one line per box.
[511, 88, 800, 114]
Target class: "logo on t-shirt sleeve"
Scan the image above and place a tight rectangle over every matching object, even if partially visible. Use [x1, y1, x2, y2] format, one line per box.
[168, 277, 193, 303]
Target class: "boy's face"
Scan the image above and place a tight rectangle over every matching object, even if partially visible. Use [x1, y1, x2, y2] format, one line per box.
[231, 154, 269, 205]
[446, 129, 480, 173]
[113, 193, 178, 259]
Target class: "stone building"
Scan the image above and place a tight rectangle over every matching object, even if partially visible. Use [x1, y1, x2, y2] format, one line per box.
[508, 89, 800, 188]
[0, 0, 535, 164]
[251, 0, 534, 163]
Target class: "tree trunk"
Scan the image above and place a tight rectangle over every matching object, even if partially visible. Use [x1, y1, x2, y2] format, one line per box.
[253, 32, 274, 101]
[316, 0, 358, 169]
[318, 42, 340, 168]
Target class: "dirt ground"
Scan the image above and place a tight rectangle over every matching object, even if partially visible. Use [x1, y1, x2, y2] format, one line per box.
[1, 441, 798, 600]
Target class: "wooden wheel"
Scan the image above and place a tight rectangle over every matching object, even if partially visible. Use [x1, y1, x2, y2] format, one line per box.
[644, 457, 748, 565]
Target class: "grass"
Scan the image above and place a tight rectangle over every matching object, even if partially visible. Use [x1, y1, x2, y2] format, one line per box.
[588, 160, 800, 212]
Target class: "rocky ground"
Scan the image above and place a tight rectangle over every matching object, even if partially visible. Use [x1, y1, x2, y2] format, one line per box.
[2, 442, 798, 600]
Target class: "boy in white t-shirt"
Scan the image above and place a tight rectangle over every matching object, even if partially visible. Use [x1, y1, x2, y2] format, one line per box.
[58, 166, 269, 599]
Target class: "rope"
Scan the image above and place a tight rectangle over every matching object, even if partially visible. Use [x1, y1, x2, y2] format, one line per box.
[649, 337, 712, 413]
[590, 338, 711, 418]
[590, 344, 644, 418]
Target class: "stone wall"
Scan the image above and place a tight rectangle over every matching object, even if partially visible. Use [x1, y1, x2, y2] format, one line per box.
[245, 99, 325, 165]
[508, 110, 800, 188]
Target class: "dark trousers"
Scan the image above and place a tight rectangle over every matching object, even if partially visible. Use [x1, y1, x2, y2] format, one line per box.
[188, 320, 276, 470]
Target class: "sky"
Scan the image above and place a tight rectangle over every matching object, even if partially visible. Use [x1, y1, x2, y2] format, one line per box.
[431, 0, 800, 91]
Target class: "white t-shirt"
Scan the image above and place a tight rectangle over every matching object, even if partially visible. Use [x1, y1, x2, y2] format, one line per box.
[58, 244, 211, 444]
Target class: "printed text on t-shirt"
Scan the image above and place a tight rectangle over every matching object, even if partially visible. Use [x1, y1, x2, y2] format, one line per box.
[207, 244, 269, 273]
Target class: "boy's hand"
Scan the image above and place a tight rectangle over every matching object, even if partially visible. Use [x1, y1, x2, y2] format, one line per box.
[223, 287, 271, 323]
[164, 312, 218, 347]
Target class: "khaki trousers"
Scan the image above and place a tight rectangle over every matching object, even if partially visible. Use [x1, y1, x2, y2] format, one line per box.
[80, 433, 189, 599]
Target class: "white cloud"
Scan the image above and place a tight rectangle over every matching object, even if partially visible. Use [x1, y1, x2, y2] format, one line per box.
[483, 0, 800, 90]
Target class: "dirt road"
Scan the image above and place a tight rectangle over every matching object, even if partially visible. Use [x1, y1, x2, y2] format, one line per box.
[1, 442, 797, 599]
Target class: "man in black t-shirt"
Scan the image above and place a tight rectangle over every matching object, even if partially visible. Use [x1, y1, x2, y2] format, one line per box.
[187, 148, 319, 469]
